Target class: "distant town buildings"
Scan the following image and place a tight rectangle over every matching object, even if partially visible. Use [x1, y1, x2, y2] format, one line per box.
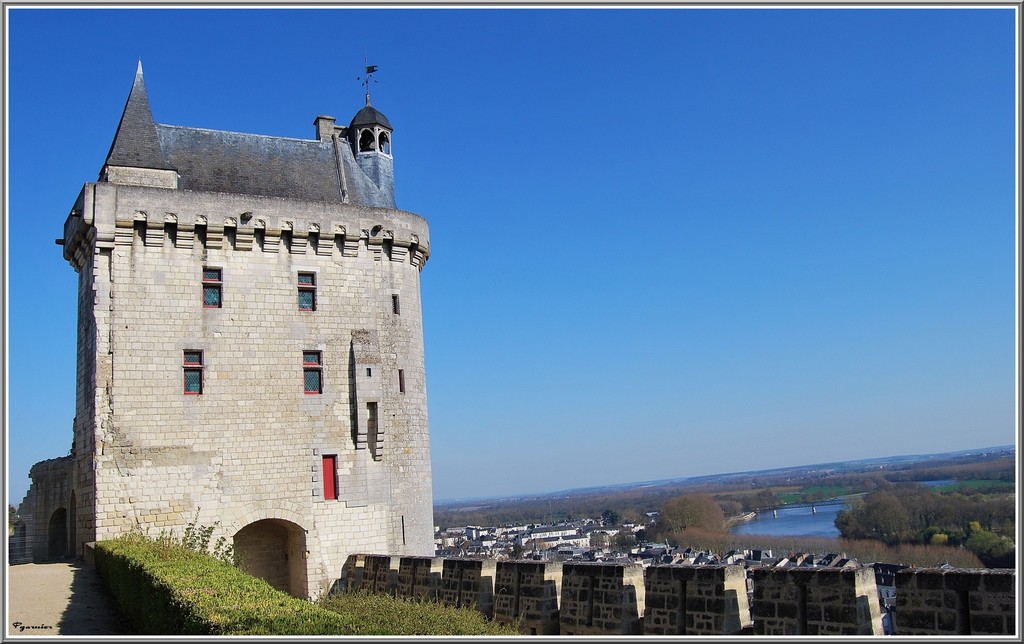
[435, 512, 906, 634]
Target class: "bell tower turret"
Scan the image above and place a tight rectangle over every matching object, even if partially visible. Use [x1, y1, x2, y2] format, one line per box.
[349, 64, 395, 207]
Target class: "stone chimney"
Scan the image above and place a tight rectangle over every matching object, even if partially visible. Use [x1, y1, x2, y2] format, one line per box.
[314, 115, 337, 141]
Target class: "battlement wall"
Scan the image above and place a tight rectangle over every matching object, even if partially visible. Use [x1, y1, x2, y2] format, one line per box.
[751, 566, 882, 635]
[895, 567, 1016, 636]
[338, 555, 1015, 636]
[62, 182, 430, 274]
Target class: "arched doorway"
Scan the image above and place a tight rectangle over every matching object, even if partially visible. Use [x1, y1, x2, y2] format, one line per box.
[48, 508, 68, 559]
[233, 519, 308, 598]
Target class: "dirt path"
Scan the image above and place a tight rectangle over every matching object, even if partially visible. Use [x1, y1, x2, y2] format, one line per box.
[6, 560, 131, 637]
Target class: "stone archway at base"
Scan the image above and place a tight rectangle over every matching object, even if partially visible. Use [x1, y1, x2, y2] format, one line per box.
[48, 508, 68, 559]
[233, 519, 309, 599]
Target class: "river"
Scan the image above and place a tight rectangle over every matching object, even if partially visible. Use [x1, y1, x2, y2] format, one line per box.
[730, 502, 847, 538]
[728, 481, 957, 538]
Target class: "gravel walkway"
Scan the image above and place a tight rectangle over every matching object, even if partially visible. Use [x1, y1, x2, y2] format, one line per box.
[6, 560, 131, 637]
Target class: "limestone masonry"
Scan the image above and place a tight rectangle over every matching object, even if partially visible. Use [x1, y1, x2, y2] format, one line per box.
[13, 63, 434, 599]
[340, 555, 1016, 636]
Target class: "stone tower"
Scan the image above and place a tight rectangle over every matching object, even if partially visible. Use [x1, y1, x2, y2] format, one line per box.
[46, 62, 433, 598]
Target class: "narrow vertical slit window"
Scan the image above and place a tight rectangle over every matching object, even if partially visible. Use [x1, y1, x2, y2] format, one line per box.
[392, 294, 401, 315]
[322, 455, 338, 500]
[183, 350, 203, 394]
[398, 369, 405, 394]
[202, 268, 222, 308]
[298, 272, 316, 311]
[303, 351, 323, 394]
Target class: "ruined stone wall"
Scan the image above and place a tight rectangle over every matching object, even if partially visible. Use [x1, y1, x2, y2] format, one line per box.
[895, 567, 1016, 636]
[13, 457, 74, 562]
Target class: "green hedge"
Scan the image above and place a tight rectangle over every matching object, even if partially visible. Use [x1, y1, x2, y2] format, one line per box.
[319, 591, 521, 635]
[94, 535, 519, 635]
[95, 535, 361, 635]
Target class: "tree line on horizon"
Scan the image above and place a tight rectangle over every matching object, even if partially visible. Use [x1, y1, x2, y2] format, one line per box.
[434, 452, 1013, 569]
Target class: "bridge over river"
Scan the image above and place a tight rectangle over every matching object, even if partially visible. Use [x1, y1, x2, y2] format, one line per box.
[754, 495, 863, 518]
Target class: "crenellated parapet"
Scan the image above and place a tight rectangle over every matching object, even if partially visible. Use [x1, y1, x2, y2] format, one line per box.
[494, 560, 563, 635]
[644, 563, 751, 635]
[751, 566, 883, 635]
[337, 554, 1016, 637]
[896, 567, 1016, 636]
[61, 183, 430, 273]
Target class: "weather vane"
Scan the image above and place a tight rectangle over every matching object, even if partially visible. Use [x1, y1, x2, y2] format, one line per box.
[357, 58, 378, 105]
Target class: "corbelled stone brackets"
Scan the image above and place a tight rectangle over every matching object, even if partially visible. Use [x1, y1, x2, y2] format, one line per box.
[494, 560, 563, 635]
[644, 563, 752, 635]
[438, 558, 497, 617]
[559, 562, 645, 635]
[751, 566, 883, 635]
[895, 567, 1016, 636]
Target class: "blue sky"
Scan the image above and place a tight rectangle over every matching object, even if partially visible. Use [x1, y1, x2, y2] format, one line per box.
[5, 6, 1018, 505]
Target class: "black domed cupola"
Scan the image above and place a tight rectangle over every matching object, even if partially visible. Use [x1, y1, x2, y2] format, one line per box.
[349, 101, 393, 156]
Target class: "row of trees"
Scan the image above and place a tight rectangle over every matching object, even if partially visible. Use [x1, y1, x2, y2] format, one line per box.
[834, 485, 1015, 566]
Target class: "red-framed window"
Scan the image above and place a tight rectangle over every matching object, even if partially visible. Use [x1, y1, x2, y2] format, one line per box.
[322, 455, 338, 500]
[298, 272, 316, 311]
[202, 268, 222, 308]
[303, 351, 322, 394]
[183, 350, 203, 394]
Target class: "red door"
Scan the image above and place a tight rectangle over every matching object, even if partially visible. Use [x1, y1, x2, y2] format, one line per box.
[322, 455, 337, 500]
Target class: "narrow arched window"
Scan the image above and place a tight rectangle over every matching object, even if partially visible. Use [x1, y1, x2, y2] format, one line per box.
[378, 132, 391, 155]
[359, 129, 376, 152]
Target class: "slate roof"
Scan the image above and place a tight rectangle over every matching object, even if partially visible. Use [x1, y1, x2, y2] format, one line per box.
[350, 104, 392, 130]
[156, 125, 344, 203]
[101, 63, 392, 207]
[104, 62, 173, 171]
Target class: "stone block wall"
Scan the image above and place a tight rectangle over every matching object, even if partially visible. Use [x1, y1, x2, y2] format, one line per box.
[14, 457, 75, 562]
[559, 562, 645, 635]
[338, 557, 1014, 636]
[53, 180, 436, 599]
[438, 558, 497, 616]
[895, 568, 1016, 636]
[396, 556, 444, 601]
[751, 566, 883, 635]
[339, 553, 366, 592]
[361, 554, 398, 595]
[494, 560, 563, 635]
[643, 564, 751, 635]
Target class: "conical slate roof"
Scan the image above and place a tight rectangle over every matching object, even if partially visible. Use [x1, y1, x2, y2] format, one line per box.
[103, 61, 173, 170]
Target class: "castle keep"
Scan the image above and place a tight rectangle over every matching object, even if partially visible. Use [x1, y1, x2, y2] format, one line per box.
[14, 63, 434, 598]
